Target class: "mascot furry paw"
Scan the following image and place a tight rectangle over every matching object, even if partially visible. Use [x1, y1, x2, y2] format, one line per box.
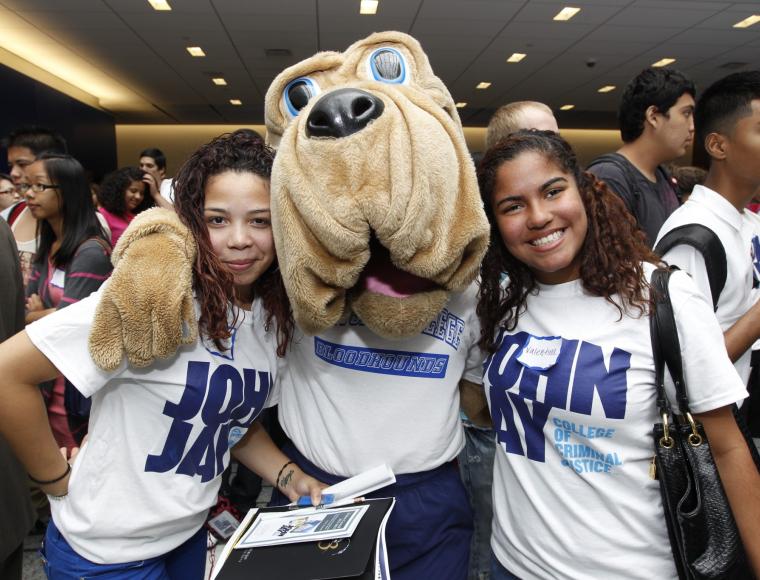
[88, 31, 488, 580]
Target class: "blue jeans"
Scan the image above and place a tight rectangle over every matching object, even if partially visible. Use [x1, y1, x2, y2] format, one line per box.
[490, 553, 521, 580]
[458, 421, 496, 580]
[41, 519, 207, 579]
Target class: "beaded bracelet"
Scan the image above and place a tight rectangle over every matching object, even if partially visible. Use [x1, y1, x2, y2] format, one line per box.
[29, 462, 71, 485]
[276, 460, 295, 489]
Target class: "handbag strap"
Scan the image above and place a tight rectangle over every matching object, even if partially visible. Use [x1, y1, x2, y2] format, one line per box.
[650, 267, 691, 416]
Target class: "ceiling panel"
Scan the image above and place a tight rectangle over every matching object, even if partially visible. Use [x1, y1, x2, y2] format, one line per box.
[0, 0, 757, 125]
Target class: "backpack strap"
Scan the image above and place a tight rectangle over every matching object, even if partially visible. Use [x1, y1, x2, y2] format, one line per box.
[7, 201, 26, 226]
[654, 224, 726, 311]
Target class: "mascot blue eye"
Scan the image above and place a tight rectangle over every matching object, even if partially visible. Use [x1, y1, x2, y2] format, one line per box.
[283, 77, 319, 117]
[368, 48, 406, 84]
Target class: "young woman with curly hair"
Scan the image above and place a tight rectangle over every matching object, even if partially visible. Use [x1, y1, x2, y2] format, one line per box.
[97, 166, 155, 246]
[476, 131, 759, 579]
[0, 130, 324, 579]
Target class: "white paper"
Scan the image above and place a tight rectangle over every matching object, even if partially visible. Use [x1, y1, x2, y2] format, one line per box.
[321, 464, 396, 501]
[236, 504, 369, 549]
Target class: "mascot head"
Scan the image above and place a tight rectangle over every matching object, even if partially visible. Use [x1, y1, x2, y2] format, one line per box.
[265, 31, 489, 339]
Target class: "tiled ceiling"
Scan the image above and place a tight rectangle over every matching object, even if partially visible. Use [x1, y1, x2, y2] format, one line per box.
[1, 0, 758, 127]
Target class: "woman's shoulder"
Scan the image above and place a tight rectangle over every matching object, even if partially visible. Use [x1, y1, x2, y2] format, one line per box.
[69, 237, 112, 269]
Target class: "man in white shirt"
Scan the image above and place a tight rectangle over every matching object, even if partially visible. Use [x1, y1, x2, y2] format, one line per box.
[656, 70, 760, 443]
[139, 147, 173, 209]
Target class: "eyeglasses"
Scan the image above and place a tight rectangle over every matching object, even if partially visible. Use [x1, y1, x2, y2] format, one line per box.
[22, 183, 61, 194]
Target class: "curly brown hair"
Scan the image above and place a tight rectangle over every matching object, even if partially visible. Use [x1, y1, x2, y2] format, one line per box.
[172, 130, 293, 356]
[476, 130, 660, 353]
[97, 166, 155, 216]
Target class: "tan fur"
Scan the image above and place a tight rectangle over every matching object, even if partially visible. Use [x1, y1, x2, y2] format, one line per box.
[265, 31, 489, 337]
[89, 208, 198, 370]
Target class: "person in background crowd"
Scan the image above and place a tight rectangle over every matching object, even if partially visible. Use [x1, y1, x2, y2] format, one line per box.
[1, 126, 67, 286]
[23, 153, 113, 451]
[0, 173, 19, 211]
[139, 147, 174, 209]
[668, 164, 706, 204]
[0, 218, 35, 580]
[657, 70, 760, 451]
[0, 131, 324, 579]
[97, 166, 155, 246]
[485, 101, 559, 150]
[461, 100, 560, 580]
[476, 129, 760, 579]
[588, 67, 695, 247]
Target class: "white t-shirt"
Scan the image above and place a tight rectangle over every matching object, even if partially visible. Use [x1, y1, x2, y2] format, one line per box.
[656, 184, 760, 384]
[486, 265, 746, 580]
[26, 289, 279, 564]
[278, 283, 483, 476]
[160, 178, 175, 204]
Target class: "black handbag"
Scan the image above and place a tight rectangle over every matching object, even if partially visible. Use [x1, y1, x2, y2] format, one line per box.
[649, 267, 759, 580]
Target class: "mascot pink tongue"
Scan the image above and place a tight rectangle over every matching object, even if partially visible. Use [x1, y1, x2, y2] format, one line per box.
[360, 239, 437, 298]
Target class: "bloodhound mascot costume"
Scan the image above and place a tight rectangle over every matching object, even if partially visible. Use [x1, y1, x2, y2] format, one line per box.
[89, 32, 489, 579]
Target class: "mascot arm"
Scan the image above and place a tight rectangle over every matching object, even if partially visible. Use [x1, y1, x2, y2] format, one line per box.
[88, 208, 197, 371]
[459, 379, 490, 427]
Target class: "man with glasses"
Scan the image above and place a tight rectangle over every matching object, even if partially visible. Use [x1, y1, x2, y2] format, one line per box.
[1, 126, 67, 286]
[0, 174, 18, 211]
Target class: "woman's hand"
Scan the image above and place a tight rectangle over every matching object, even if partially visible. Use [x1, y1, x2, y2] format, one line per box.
[26, 293, 43, 312]
[278, 463, 328, 506]
[25, 294, 56, 324]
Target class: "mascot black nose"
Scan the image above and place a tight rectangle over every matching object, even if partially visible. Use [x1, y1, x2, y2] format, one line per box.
[306, 88, 384, 138]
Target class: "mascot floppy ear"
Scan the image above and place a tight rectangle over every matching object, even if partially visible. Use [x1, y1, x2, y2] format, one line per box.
[265, 31, 489, 339]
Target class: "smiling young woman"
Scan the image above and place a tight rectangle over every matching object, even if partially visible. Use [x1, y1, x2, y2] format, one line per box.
[0, 132, 324, 580]
[475, 130, 760, 579]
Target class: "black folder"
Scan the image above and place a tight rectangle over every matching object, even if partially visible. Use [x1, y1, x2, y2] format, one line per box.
[215, 497, 394, 580]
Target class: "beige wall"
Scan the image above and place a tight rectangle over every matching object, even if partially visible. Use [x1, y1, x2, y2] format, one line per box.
[117, 124, 692, 175]
[116, 125, 267, 176]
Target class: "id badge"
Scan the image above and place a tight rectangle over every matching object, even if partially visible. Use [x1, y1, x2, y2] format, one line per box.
[516, 335, 562, 371]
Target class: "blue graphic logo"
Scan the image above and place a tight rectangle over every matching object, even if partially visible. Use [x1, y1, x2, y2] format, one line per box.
[421, 308, 465, 350]
[314, 337, 448, 378]
[145, 361, 271, 481]
[485, 331, 629, 464]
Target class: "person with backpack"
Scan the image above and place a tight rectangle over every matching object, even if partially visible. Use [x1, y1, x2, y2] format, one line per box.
[22, 153, 113, 450]
[588, 67, 695, 247]
[656, 70, 760, 449]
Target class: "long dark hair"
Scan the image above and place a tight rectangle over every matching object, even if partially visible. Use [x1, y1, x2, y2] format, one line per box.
[172, 130, 293, 356]
[34, 153, 109, 268]
[98, 166, 154, 216]
[476, 130, 660, 352]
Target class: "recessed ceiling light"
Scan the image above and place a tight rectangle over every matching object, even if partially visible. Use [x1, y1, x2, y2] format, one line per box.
[598, 85, 616, 93]
[186, 46, 205, 57]
[360, 0, 378, 15]
[733, 14, 760, 28]
[476, 82, 491, 89]
[230, 99, 242, 105]
[147, 0, 171, 11]
[455, 102, 467, 108]
[506, 53, 526, 63]
[553, 7, 581, 21]
[652, 57, 676, 67]
[212, 77, 227, 86]
[560, 104, 575, 111]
